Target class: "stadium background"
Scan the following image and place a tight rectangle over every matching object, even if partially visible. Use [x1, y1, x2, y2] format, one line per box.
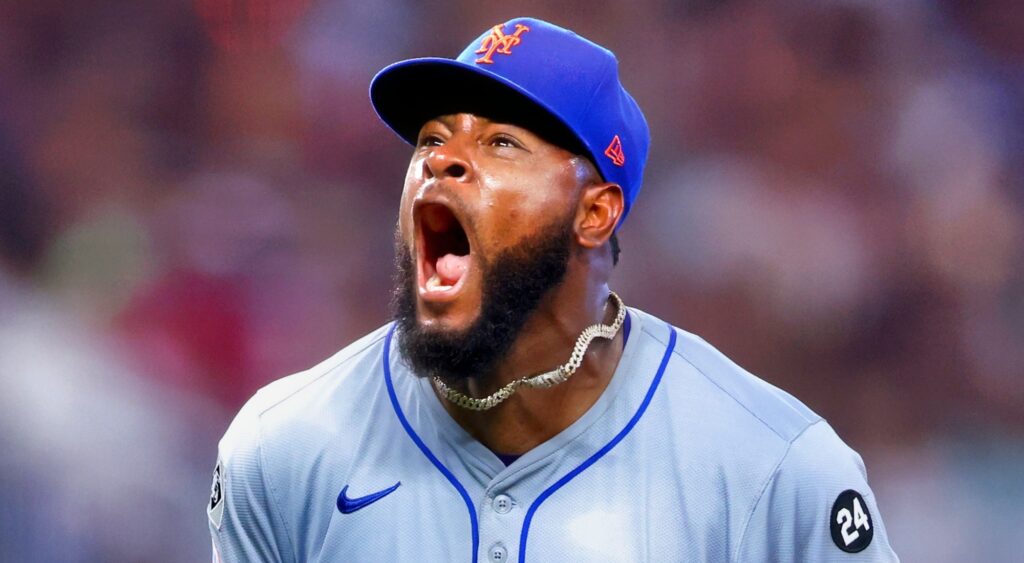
[1, 0, 1022, 560]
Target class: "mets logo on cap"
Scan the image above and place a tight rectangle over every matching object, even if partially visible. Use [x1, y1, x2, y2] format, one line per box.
[475, 23, 530, 64]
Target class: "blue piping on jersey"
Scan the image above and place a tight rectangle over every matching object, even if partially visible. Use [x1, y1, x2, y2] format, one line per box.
[518, 322, 677, 563]
[383, 325, 480, 563]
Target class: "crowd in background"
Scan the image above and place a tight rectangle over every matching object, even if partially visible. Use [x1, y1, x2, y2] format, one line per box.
[1, 0, 1021, 560]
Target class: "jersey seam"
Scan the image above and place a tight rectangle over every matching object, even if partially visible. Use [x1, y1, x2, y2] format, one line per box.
[257, 416, 299, 563]
[636, 312, 663, 343]
[664, 331, 819, 443]
[676, 350, 794, 442]
[731, 419, 825, 563]
[255, 325, 391, 417]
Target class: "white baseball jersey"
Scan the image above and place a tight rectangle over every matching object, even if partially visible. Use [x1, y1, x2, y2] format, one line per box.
[208, 307, 898, 562]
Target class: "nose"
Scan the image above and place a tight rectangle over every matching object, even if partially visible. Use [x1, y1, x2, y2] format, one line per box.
[423, 144, 472, 183]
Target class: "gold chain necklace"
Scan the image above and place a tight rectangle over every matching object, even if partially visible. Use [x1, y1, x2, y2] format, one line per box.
[432, 291, 626, 411]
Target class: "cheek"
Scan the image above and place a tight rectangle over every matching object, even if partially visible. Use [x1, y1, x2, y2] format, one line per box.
[398, 183, 418, 244]
[478, 169, 576, 238]
[399, 155, 429, 230]
[405, 155, 426, 183]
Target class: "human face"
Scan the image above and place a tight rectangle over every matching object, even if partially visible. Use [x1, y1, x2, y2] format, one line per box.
[396, 113, 591, 334]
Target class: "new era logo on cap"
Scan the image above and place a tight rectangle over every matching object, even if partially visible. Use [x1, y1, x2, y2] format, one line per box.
[369, 17, 650, 227]
[604, 135, 625, 167]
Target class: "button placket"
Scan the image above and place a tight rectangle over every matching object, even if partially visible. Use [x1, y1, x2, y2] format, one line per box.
[480, 476, 524, 563]
[492, 493, 514, 514]
[488, 542, 508, 562]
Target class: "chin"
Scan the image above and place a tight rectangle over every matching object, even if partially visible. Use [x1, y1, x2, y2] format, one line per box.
[414, 291, 482, 333]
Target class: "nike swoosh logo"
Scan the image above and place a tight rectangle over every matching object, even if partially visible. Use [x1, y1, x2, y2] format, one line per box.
[336, 481, 401, 514]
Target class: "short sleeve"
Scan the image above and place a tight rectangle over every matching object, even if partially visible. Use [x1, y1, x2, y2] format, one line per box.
[736, 420, 899, 562]
[208, 397, 294, 563]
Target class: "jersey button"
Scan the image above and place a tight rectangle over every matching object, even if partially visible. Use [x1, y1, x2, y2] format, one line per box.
[492, 494, 514, 514]
[488, 543, 508, 562]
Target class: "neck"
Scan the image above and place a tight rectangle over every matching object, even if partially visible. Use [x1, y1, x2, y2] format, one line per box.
[436, 265, 625, 455]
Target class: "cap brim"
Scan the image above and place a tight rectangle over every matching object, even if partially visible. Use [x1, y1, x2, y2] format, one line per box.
[370, 58, 588, 159]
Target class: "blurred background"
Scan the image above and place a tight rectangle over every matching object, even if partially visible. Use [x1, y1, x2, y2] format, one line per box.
[0, 0, 1021, 560]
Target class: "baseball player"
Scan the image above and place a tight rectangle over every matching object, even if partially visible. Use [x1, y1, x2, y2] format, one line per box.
[209, 18, 898, 562]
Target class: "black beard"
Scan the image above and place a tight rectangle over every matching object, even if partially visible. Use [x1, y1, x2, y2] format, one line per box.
[392, 216, 573, 384]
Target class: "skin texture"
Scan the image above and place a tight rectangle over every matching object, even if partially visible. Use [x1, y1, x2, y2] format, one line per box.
[398, 113, 627, 455]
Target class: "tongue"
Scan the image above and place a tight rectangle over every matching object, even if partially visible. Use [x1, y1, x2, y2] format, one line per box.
[436, 253, 469, 285]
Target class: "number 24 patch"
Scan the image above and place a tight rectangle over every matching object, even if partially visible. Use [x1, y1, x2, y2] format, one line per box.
[830, 489, 873, 553]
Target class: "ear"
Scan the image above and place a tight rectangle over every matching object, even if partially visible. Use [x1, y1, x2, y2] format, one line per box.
[574, 182, 624, 250]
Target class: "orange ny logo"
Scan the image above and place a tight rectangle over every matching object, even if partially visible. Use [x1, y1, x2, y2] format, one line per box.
[475, 23, 531, 64]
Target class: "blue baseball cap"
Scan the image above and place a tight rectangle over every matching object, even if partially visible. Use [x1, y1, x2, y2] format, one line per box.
[370, 17, 650, 227]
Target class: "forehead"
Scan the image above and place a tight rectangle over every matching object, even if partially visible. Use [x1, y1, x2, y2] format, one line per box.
[422, 113, 524, 131]
[419, 113, 550, 142]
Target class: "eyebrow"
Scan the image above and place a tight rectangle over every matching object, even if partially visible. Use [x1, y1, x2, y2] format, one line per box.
[423, 115, 534, 139]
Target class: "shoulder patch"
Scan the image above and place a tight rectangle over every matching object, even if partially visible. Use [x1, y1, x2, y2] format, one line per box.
[208, 460, 225, 529]
[830, 489, 873, 553]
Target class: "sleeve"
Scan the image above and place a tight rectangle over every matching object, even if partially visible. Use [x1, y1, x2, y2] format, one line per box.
[207, 396, 294, 563]
[735, 420, 900, 562]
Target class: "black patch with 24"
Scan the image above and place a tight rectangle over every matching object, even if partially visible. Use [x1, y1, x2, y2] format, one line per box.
[830, 489, 874, 553]
[208, 460, 225, 529]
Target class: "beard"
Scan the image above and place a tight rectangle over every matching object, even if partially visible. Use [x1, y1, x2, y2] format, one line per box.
[392, 215, 574, 385]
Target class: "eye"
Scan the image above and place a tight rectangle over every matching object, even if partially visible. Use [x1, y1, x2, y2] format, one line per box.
[418, 134, 444, 148]
[489, 134, 522, 149]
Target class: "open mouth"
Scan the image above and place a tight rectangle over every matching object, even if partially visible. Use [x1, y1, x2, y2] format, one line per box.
[416, 202, 473, 299]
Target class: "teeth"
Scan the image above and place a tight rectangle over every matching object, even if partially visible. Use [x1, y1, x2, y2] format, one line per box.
[426, 274, 453, 291]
